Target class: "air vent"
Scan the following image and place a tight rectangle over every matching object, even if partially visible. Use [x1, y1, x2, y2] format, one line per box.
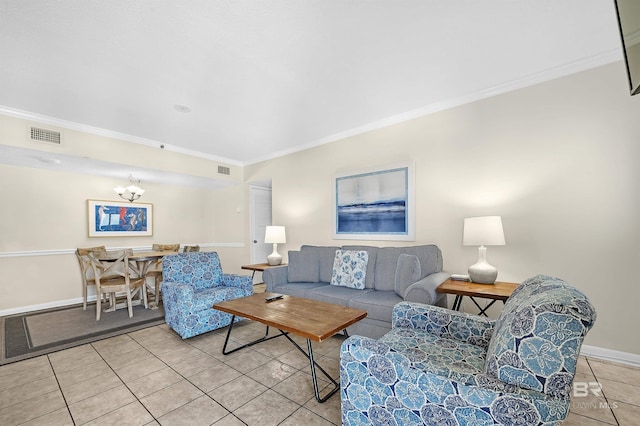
[218, 165, 230, 175]
[29, 126, 62, 144]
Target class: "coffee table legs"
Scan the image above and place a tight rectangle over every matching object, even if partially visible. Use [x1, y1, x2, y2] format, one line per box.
[220, 315, 340, 403]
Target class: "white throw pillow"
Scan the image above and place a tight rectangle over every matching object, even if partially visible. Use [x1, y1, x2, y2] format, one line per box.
[330, 250, 368, 289]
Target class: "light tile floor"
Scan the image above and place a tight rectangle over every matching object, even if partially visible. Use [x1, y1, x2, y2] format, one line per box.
[1, 321, 639, 425]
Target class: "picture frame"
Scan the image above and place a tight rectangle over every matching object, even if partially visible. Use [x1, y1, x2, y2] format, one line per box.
[87, 200, 153, 237]
[333, 162, 415, 241]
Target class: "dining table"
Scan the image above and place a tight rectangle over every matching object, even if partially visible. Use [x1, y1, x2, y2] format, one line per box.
[129, 250, 178, 308]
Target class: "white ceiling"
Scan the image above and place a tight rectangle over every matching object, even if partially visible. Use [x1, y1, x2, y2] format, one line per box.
[0, 0, 624, 170]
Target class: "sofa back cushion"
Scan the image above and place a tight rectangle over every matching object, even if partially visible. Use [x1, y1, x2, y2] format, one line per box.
[287, 250, 320, 282]
[342, 245, 378, 288]
[162, 252, 223, 290]
[301, 245, 339, 283]
[374, 245, 442, 291]
[485, 275, 596, 398]
[330, 249, 369, 289]
[394, 254, 421, 298]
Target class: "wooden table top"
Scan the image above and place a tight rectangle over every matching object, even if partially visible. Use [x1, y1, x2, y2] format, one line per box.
[213, 293, 367, 342]
[241, 263, 287, 272]
[436, 279, 519, 301]
[129, 251, 178, 260]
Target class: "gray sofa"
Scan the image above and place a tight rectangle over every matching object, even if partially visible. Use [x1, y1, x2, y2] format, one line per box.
[263, 244, 449, 338]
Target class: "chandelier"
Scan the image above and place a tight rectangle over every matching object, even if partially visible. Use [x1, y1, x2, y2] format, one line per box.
[113, 174, 145, 203]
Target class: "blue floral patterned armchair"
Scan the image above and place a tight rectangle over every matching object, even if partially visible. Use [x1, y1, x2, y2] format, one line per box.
[161, 252, 253, 339]
[340, 275, 596, 425]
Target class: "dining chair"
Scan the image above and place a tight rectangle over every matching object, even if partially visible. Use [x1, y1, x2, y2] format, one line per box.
[146, 243, 180, 307]
[87, 249, 148, 320]
[76, 246, 109, 310]
[183, 245, 200, 252]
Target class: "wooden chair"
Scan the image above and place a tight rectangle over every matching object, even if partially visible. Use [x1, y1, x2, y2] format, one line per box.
[87, 249, 148, 320]
[183, 245, 200, 252]
[76, 246, 109, 310]
[146, 244, 180, 307]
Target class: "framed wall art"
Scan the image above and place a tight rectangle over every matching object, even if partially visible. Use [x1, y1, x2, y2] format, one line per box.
[333, 162, 415, 241]
[87, 200, 153, 237]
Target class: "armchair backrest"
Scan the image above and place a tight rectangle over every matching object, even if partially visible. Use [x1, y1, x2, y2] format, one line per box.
[485, 275, 596, 398]
[162, 252, 223, 290]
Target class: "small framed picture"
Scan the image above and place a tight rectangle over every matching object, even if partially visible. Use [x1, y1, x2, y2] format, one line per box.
[87, 200, 153, 237]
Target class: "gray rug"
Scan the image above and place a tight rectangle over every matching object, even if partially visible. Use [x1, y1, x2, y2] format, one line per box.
[2, 303, 165, 366]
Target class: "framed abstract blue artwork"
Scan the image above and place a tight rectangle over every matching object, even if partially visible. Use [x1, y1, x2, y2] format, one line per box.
[333, 162, 415, 241]
[87, 200, 153, 237]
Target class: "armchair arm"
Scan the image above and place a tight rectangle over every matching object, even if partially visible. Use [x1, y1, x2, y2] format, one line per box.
[262, 265, 289, 292]
[403, 271, 450, 305]
[393, 301, 495, 348]
[221, 273, 253, 290]
[160, 281, 196, 305]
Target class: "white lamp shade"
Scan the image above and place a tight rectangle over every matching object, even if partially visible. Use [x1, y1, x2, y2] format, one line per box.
[264, 226, 286, 244]
[463, 216, 505, 246]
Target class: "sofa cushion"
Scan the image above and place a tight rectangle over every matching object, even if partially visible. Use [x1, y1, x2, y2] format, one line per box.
[287, 250, 319, 282]
[349, 290, 402, 323]
[374, 246, 441, 291]
[307, 284, 373, 307]
[301, 245, 339, 283]
[270, 282, 327, 299]
[342, 245, 378, 288]
[330, 250, 368, 289]
[394, 253, 421, 298]
[485, 275, 597, 398]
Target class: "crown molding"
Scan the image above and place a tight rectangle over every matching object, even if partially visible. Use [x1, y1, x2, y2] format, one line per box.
[0, 106, 243, 167]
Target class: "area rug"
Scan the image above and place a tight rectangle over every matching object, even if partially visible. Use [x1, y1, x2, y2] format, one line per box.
[1, 303, 165, 366]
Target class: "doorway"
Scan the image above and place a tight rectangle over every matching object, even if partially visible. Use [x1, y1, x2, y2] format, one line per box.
[249, 185, 272, 265]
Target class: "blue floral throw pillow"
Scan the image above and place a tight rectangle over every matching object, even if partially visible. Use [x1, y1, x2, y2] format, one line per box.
[330, 250, 368, 289]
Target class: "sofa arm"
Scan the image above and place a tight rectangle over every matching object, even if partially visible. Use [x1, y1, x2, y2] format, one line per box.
[161, 281, 196, 305]
[392, 301, 495, 348]
[221, 273, 253, 291]
[262, 265, 289, 292]
[403, 271, 450, 305]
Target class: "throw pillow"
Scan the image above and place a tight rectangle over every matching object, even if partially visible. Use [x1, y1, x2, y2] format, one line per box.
[287, 250, 320, 282]
[394, 254, 421, 298]
[330, 250, 368, 289]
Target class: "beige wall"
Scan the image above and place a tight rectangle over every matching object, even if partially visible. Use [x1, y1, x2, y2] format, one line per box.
[0, 116, 249, 312]
[244, 62, 640, 356]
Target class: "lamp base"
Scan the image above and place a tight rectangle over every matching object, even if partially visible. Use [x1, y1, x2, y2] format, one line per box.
[267, 243, 282, 266]
[468, 262, 498, 284]
[468, 245, 498, 284]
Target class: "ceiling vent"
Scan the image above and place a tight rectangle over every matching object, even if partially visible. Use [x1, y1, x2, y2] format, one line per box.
[218, 165, 230, 175]
[29, 126, 62, 145]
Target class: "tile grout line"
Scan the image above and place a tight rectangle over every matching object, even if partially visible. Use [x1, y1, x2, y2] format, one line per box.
[586, 357, 620, 426]
[88, 339, 159, 425]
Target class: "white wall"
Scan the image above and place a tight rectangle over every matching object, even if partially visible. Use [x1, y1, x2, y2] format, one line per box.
[244, 62, 640, 356]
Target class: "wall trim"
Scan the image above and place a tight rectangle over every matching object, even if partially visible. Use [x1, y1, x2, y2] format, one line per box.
[0, 243, 245, 258]
[580, 344, 640, 368]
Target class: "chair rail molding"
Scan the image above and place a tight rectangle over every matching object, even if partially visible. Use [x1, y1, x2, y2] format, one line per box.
[0, 243, 245, 258]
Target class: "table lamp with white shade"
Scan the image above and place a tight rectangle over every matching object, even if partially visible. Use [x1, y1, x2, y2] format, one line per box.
[463, 216, 505, 284]
[265, 226, 286, 266]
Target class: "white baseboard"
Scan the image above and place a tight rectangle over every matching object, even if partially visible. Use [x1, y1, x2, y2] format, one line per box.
[0, 296, 90, 317]
[580, 344, 640, 368]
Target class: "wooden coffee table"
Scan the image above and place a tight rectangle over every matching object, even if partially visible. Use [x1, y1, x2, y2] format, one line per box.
[213, 293, 367, 402]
